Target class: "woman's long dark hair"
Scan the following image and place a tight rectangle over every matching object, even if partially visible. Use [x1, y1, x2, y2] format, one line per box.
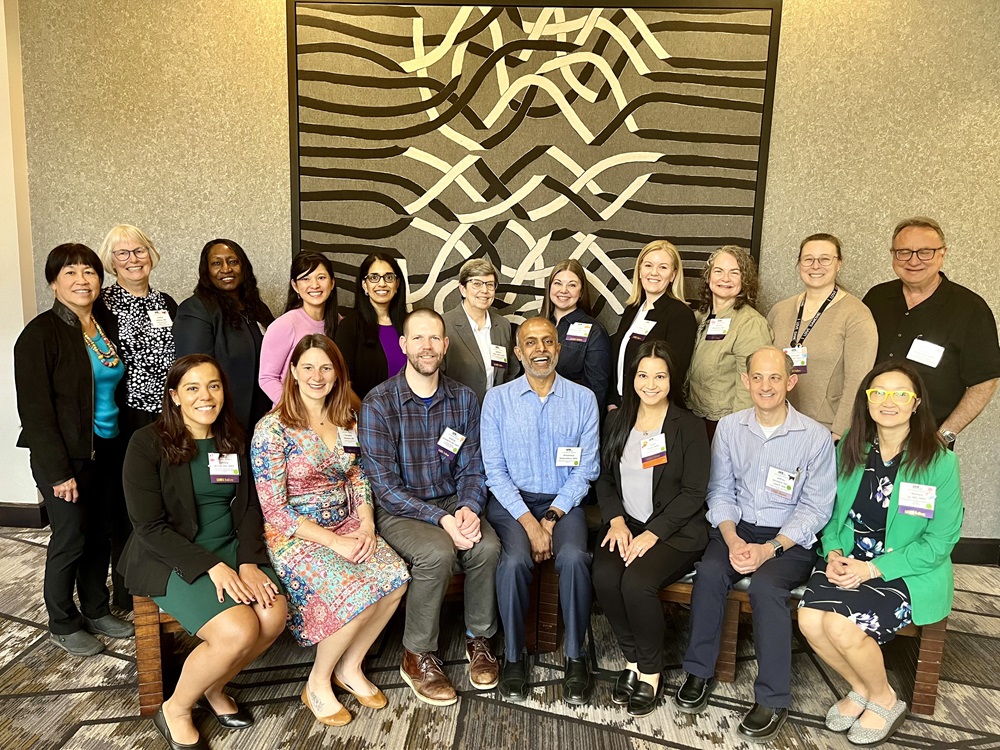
[194, 239, 274, 329]
[601, 340, 676, 471]
[283, 252, 339, 339]
[838, 361, 943, 478]
[155, 354, 245, 465]
[352, 252, 407, 344]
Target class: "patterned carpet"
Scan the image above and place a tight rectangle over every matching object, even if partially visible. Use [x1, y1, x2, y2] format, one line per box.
[2, 525, 999, 750]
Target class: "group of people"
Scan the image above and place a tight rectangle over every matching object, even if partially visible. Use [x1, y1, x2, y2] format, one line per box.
[12, 215, 996, 749]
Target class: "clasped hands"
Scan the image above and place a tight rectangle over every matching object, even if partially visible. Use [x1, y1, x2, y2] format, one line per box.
[441, 506, 483, 551]
[207, 562, 281, 608]
[825, 550, 875, 590]
[600, 518, 659, 567]
[521, 508, 563, 564]
[328, 520, 378, 563]
[727, 538, 775, 575]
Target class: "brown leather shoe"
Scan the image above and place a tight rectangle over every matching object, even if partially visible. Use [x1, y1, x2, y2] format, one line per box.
[466, 635, 500, 689]
[400, 648, 458, 706]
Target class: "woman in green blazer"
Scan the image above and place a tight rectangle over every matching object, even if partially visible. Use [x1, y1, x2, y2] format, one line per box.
[798, 361, 963, 747]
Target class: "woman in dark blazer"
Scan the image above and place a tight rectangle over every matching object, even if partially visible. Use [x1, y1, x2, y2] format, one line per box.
[334, 253, 408, 401]
[592, 341, 710, 717]
[120, 355, 286, 749]
[441, 257, 519, 403]
[608, 240, 697, 408]
[173, 239, 274, 432]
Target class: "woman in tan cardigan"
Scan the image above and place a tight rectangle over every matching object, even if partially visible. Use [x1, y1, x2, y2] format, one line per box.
[767, 233, 878, 440]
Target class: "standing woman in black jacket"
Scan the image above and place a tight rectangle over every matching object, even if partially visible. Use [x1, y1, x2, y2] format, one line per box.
[14, 244, 135, 657]
[607, 240, 697, 409]
[334, 253, 408, 400]
[120, 355, 286, 749]
[174, 239, 275, 433]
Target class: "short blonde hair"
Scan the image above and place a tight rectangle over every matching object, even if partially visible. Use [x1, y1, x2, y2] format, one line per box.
[626, 240, 685, 306]
[98, 224, 161, 276]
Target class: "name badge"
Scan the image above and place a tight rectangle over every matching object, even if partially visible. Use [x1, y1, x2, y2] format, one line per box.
[705, 318, 731, 341]
[765, 466, 797, 499]
[906, 338, 944, 368]
[784, 346, 808, 374]
[566, 322, 593, 343]
[898, 482, 936, 519]
[556, 446, 582, 467]
[640, 433, 667, 469]
[630, 319, 657, 342]
[338, 427, 360, 455]
[436, 427, 467, 460]
[208, 453, 240, 484]
[489, 344, 508, 369]
[147, 310, 173, 328]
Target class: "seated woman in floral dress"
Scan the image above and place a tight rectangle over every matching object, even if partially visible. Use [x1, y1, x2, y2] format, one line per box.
[251, 334, 410, 727]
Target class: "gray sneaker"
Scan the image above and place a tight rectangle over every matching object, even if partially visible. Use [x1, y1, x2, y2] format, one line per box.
[50, 630, 104, 657]
[83, 614, 135, 639]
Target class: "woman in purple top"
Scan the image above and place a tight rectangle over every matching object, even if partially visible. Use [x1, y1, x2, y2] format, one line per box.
[259, 253, 340, 404]
[334, 253, 408, 400]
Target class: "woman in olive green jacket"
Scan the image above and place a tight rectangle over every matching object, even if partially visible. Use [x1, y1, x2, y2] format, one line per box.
[798, 362, 963, 746]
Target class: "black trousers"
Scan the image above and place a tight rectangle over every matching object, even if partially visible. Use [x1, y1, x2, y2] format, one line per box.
[682, 521, 815, 708]
[32, 434, 129, 633]
[592, 516, 704, 674]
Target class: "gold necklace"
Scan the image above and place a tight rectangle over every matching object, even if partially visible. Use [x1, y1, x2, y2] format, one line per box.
[83, 318, 120, 368]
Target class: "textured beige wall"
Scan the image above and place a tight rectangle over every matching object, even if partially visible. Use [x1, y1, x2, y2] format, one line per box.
[17, 0, 1000, 536]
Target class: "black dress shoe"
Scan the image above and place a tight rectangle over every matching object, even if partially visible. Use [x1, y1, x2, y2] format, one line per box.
[627, 677, 663, 717]
[611, 669, 639, 705]
[563, 657, 593, 706]
[674, 673, 716, 714]
[498, 654, 530, 702]
[153, 706, 209, 750]
[197, 696, 254, 729]
[737, 703, 788, 743]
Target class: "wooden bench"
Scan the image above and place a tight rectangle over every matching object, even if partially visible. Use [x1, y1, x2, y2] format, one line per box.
[134, 562, 560, 718]
[659, 575, 948, 716]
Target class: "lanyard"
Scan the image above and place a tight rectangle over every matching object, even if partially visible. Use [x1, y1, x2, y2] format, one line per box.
[790, 287, 838, 347]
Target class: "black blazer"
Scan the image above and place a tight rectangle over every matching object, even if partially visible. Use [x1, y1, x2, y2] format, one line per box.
[596, 405, 710, 550]
[335, 310, 396, 401]
[118, 425, 269, 597]
[173, 294, 272, 431]
[14, 300, 125, 486]
[608, 294, 697, 407]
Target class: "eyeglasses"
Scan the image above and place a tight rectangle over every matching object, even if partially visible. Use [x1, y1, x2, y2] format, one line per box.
[891, 247, 944, 262]
[865, 388, 917, 406]
[364, 272, 397, 285]
[112, 247, 149, 261]
[799, 256, 837, 267]
[464, 279, 497, 292]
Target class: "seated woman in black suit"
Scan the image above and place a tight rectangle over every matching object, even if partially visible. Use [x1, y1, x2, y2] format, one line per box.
[120, 355, 286, 750]
[592, 340, 710, 717]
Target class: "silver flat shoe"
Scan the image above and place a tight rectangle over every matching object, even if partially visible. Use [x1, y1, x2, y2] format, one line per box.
[825, 690, 868, 732]
[847, 699, 907, 746]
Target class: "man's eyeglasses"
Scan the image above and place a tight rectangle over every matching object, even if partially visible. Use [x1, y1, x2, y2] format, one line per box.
[112, 247, 149, 261]
[865, 388, 917, 406]
[364, 272, 398, 284]
[464, 279, 497, 292]
[799, 256, 837, 267]
[891, 247, 944, 262]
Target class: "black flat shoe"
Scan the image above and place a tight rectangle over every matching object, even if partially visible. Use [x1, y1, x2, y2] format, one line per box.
[627, 677, 663, 717]
[563, 657, 593, 706]
[674, 673, 716, 714]
[498, 654, 530, 702]
[737, 703, 788, 743]
[612, 669, 639, 705]
[153, 706, 209, 750]
[197, 696, 254, 729]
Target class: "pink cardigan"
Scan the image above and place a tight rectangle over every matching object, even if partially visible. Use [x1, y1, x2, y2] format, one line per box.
[258, 308, 325, 404]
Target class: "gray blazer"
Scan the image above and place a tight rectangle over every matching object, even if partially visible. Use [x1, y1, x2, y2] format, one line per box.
[441, 305, 520, 404]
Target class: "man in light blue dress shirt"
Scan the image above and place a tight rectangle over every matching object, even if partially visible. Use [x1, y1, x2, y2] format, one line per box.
[674, 346, 836, 743]
[480, 317, 599, 705]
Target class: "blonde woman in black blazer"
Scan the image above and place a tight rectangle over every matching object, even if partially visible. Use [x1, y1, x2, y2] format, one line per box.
[593, 340, 710, 717]
[441, 258, 519, 403]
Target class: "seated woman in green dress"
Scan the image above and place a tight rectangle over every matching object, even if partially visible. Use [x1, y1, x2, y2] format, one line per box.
[120, 354, 287, 750]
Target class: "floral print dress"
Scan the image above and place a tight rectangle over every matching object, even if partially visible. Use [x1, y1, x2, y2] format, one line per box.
[800, 447, 912, 644]
[251, 412, 410, 646]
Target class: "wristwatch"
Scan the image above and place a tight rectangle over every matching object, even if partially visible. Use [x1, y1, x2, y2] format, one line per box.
[543, 509, 561, 524]
[766, 539, 784, 558]
[940, 429, 957, 445]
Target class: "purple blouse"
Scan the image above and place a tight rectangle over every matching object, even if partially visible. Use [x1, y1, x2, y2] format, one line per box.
[379, 324, 406, 378]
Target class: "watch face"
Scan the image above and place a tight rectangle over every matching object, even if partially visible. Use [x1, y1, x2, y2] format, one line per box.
[544, 510, 559, 523]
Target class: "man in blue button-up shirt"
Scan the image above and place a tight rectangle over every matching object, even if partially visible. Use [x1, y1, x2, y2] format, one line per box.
[675, 346, 835, 743]
[481, 317, 599, 705]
